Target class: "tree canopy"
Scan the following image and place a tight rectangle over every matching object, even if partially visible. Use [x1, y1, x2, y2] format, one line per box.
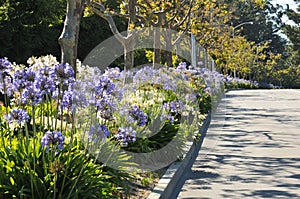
[0, 0, 299, 87]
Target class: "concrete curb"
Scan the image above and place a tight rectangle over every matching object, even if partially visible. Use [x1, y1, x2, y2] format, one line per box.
[147, 113, 212, 199]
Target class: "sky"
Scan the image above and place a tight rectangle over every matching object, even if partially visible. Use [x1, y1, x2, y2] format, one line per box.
[272, 0, 298, 26]
[272, 0, 298, 11]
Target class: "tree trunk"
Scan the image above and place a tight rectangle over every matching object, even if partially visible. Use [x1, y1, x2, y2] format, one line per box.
[87, 0, 137, 70]
[153, 27, 161, 69]
[58, 0, 85, 75]
[165, 31, 173, 67]
[123, 37, 134, 71]
[126, 0, 136, 70]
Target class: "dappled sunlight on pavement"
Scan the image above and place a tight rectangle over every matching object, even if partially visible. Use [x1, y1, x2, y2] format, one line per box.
[172, 89, 300, 199]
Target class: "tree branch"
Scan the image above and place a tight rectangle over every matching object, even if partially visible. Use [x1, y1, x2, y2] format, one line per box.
[86, 1, 125, 43]
[164, 0, 188, 26]
[173, 0, 194, 29]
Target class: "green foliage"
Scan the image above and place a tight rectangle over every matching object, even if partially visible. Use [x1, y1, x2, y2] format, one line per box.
[0, 56, 135, 198]
[284, 1, 300, 65]
[228, 0, 287, 55]
[0, 0, 130, 65]
[0, 0, 66, 63]
[0, 136, 129, 199]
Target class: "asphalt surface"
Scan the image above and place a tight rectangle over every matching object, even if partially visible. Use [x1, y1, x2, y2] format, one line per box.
[171, 89, 300, 199]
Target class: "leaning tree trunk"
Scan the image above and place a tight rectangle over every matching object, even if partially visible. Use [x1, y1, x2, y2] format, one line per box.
[123, 37, 134, 71]
[126, 0, 136, 70]
[164, 30, 173, 67]
[153, 27, 161, 69]
[58, 0, 85, 76]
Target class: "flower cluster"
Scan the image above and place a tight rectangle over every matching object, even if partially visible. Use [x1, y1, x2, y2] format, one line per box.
[0, 75, 13, 96]
[94, 75, 117, 120]
[61, 90, 73, 110]
[133, 66, 155, 84]
[163, 100, 184, 114]
[0, 58, 13, 96]
[132, 66, 177, 91]
[96, 97, 115, 120]
[162, 100, 184, 123]
[128, 105, 148, 127]
[115, 127, 137, 147]
[35, 66, 56, 95]
[1, 58, 76, 110]
[41, 130, 65, 153]
[104, 67, 122, 81]
[194, 68, 224, 95]
[177, 62, 187, 70]
[88, 124, 110, 143]
[225, 75, 259, 89]
[51, 63, 75, 84]
[5, 108, 29, 128]
[1, 55, 261, 156]
[27, 55, 59, 71]
[21, 85, 43, 105]
[0, 57, 12, 75]
[71, 66, 102, 110]
[95, 76, 115, 96]
[178, 64, 259, 94]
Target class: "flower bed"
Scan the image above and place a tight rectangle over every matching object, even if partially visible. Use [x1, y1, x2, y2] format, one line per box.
[0, 55, 258, 198]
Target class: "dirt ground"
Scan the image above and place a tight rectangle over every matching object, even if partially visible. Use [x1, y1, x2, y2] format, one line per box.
[128, 167, 168, 199]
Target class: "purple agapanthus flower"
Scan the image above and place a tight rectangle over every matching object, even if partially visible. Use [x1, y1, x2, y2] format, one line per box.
[34, 66, 56, 95]
[154, 71, 177, 91]
[52, 63, 74, 80]
[70, 80, 90, 109]
[177, 62, 187, 70]
[95, 76, 115, 97]
[161, 114, 175, 124]
[21, 86, 43, 105]
[41, 130, 65, 153]
[11, 68, 37, 92]
[128, 105, 148, 127]
[0, 57, 12, 74]
[50, 63, 75, 88]
[88, 124, 110, 143]
[23, 68, 36, 87]
[0, 75, 13, 96]
[95, 97, 115, 120]
[133, 66, 155, 83]
[61, 90, 73, 110]
[163, 100, 184, 114]
[12, 68, 27, 91]
[104, 67, 121, 81]
[115, 126, 137, 147]
[5, 108, 30, 126]
[162, 100, 184, 123]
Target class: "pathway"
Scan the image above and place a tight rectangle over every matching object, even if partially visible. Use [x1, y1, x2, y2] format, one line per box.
[171, 89, 300, 199]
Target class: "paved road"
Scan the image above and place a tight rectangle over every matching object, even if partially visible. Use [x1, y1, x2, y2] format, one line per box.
[172, 89, 300, 199]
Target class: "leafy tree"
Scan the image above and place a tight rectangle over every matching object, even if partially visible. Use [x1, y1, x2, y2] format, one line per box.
[227, 0, 287, 56]
[280, 1, 300, 88]
[192, 0, 232, 50]
[0, 0, 66, 63]
[87, 0, 194, 69]
[191, 0, 233, 71]
[284, 0, 300, 65]
[191, 0, 263, 77]
[218, 0, 292, 85]
[134, 0, 194, 67]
